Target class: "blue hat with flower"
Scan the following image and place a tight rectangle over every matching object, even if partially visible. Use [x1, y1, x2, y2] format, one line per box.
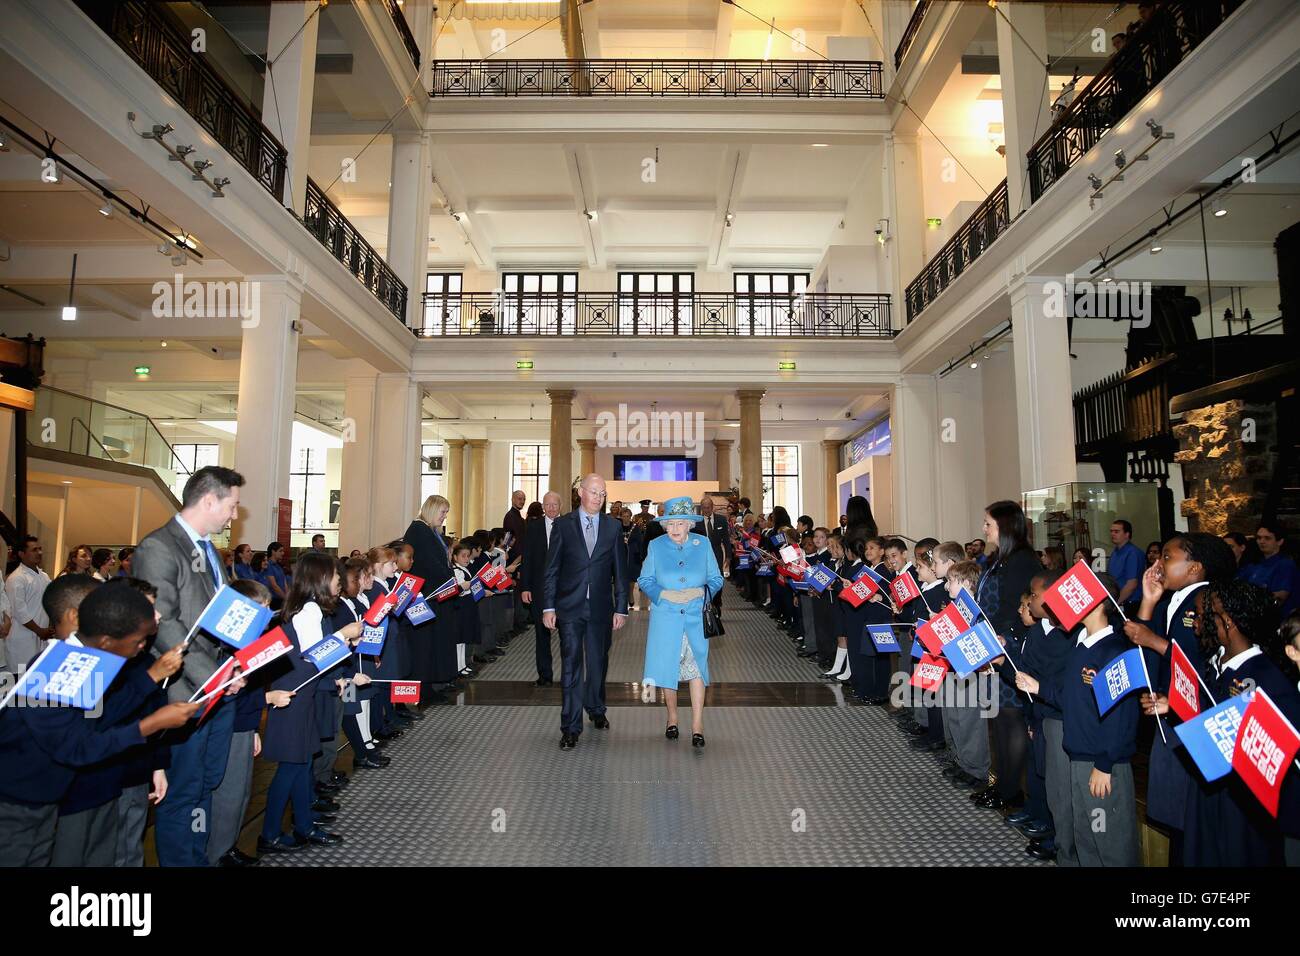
[657, 495, 703, 524]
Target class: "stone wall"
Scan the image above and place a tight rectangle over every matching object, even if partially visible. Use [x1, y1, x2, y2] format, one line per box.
[1173, 399, 1276, 534]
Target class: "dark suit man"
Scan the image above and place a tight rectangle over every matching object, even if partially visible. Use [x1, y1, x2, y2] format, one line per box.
[134, 465, 243, 867]
[542, 475, 628, 749]
[519, 490, 561, 686]
[693, 496, 728, 619]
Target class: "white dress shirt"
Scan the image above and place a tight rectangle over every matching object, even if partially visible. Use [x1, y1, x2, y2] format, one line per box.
[5, 562, 51, 673]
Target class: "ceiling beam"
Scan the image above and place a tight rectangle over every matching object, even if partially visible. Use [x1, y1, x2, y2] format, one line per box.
[710, 145, 749, 268]
[565, 145, 602, 268]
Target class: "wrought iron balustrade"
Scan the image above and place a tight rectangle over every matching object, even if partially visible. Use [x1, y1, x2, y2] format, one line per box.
[429, 59, 884, 98]
[74, 0, 287, 201]
[894, 1, 931, 70]
[904, 179, 1010, 322]
[1027, 0, 1245, 202]
[383, 0, 421, 71]
[414, 292, 894, 338]
[304, 179, 408, 322]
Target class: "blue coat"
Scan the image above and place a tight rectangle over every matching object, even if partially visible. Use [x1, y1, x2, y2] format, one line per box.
[638, 532, 723, 690]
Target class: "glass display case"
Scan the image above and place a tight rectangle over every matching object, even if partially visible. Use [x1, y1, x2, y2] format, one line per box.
[1022, 483, 1162, 569]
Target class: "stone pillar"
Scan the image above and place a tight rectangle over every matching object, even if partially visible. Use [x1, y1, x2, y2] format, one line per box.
[443, 438, 465, 537]
[387, 132, 434, 328]
[548, 388, 575, 513]
[996, 2, 1050, 215]
[713, 437, 734, 491]
[263, 1, 319, 213]
[1010, 277, 1077, 492]
[890, 375, 941, 539]
[884, 133, 924, 326]
[370, 374, 422, 541]
[465, 438, 487, 533]
[577, 437, 596, 478]
[339, 374, 379, 550]
[737, 389, 765, 512]
[822, 440, 843, 527]
[233, 276, 300, 547]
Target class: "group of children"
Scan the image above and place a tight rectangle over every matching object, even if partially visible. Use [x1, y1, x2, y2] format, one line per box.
[730, 516, 1300, 867]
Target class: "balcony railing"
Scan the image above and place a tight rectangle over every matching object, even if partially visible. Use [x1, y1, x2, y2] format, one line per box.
[905, 179, 1010, 322]
[429, 59, 885, 98]
[414, 293, 894, 338]
[894, 2, 932, 70]
[304, 178, 408, 323]
[74, 0, 287, 201]
[383, 0, 421, 71]
[1027, 0, 1245, 203]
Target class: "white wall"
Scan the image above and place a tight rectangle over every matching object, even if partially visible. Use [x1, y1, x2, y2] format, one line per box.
[980, 343, 1022, 500]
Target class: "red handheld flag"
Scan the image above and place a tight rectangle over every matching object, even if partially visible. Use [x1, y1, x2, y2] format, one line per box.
[1043, 559, 1110, 631]
[1231, 689, 1300, 817]
[838, 577, 876, 608]
[390, 680, 422, 705]
[915, 603, 968, 656]
[364, 592, 397, 626]
[889, 572, 922, 607]
[1167, 640, 1202, 723]
[196, 658, 238, 724]
[910, 653, 950, 692]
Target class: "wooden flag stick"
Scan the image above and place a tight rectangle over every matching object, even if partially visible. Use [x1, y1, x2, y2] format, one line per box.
[1108, 594, 1167, 744]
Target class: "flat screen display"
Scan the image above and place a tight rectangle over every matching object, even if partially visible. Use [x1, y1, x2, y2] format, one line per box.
[614, 456, 697, 482]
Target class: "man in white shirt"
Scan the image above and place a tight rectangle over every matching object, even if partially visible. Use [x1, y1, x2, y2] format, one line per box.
[520, 491, 561, 686]
[4, 536, 51, 674]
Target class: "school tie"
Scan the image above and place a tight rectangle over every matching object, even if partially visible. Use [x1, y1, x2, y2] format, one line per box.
[584, 515, 597, 556]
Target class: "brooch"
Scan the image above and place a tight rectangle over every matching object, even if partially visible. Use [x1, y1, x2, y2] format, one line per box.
[692, 539, 700, 547]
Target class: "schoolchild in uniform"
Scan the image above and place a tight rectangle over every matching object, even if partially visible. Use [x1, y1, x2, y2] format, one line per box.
[335, 558, 389, 772]
[808, 528, 836, 668]
[903, 546, 949, 748]
[839, 534, 894, 704]
[1121, 533, 1237, 861]
[940, 560, 992, 793]
[1158, 579, 1299, 866]
[1005, 570, 1072, 863]
[453, 541, 480, 678]
[1281, 613, 1300, 865]
[0, 581, 194, 866]
[866, 537, 893, 581]
[366, 546, 407, 739]
[257, 552, 361, 853]
[1016, 573, 1141, 867]
[388, 541, 432, 709]
[822, 533, 853, 678]
[914, 542, 964, 759]
[797, 532, 820, 660]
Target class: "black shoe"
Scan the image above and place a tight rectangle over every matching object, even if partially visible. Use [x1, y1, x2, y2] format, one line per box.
[257, 833, 305, 854]
[665, 724, 679, 740]
[535, 677, 553, 687]
[909, 737, 944, 752]
[330, 771, 348, 785]
[312, 797, 340, 813]
[902, 722, 928, 737]
[426, 691, 448, 704]
[313, 810, 337, 824]
[691, 733, 705, 748]
[560, 733, 577, 750]
[1005, 810, 1034, 827]
[300, 827, 343, 847]
[376, 729, 403, 741]
[353, 754, 388, 769]
[591, 714, 610, 729]
[974, 789, 1006, 811]
[400, 708, 427, 721]
[1025, 842, 1057, 862]
[315, 781, 341, 795]
[217, 847, 260, 867]
[473, 654, 490, 664]
[1017, 822, 1055, 841]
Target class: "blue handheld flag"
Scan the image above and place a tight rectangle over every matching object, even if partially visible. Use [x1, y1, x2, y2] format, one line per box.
[196, 587, 274, 651]
[1174, 695, 1250, 782]
[1092, 647, 1151, 716]
[357, 618, 388, 657]
[406, 596, 435, 624]
[7, 641, 127, 710]
[941, 620, 1002, 678]
[866, 624, 900, 652]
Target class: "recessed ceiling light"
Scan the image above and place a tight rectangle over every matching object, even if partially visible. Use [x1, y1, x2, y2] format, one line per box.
[98, 202, 113, 217]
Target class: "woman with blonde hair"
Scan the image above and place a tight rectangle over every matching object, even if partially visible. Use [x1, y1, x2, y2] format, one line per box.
[404, 495, 457, 698]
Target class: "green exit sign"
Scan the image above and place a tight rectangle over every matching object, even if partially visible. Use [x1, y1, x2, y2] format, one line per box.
[516, 360, 534, 370]
[778, 361, 796, 371]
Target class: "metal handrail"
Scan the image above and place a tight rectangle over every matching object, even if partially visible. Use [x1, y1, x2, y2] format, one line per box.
[904, 179, 1011, 322]
[894, 2, 931, 70]
[382, 0, 420, 71]
[303, 177, 408, 322]
[36, 385, 192, 478]
[430, 59, 885, 98]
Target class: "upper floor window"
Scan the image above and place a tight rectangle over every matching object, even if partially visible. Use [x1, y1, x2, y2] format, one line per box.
[501, 272, 578, 333]
[422, 272, 463, 333]
[618, 272, 694, 334]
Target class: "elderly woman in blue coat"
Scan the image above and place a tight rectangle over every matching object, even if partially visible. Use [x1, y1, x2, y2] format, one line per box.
[639, 496, 724, 747]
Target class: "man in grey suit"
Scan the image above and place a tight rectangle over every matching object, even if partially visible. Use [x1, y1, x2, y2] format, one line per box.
[693, 495, 729, 620]
[134, 466, 245, 866]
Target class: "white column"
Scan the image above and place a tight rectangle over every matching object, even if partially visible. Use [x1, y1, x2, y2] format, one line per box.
[884, 132, 925, 324]
[1010, 276, 1077, 492]
[996, 2, 1049, 216]
[339, 374, 379, 550]
[130, 486, 143, 545]
[233, 276, 300, 547]
[263, 0, 319, 213]
[387, 132, 434, 328]
[369, 374, 423, 541]
[890, 374, 940, 538]
[936, 367, 989, 542]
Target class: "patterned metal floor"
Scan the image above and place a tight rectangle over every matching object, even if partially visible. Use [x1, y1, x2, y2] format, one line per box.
[480, 588, 824, 683]
[251, 586, 1044, 867]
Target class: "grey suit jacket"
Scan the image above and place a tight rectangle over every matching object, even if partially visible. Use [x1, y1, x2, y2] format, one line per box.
[134, 517, 229, 703]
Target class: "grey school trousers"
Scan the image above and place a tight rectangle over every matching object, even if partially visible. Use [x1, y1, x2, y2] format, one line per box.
[1041, 718, 1077, 867]
[945, 673, 991, 781]
[1070, 760, 1139, 867]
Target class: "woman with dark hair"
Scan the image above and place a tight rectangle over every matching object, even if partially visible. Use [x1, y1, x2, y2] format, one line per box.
[768, 506, 792, 533]
[90, 547, 117, 581]
[1174, 579, 1297, 865]
[259, 552, 362, 853]
[1123, 533, 1236, 849]
[796, 515, 814, 538]
[60, 544, 93, 577]
[973, 500, 1041, 812]
[844, 495, 878, 539]
[1041, 547, 1065, 572]
[1144, 541, 1162, 568]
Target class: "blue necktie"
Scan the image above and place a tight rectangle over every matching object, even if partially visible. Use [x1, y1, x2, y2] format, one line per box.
[201, 539, 223, 590]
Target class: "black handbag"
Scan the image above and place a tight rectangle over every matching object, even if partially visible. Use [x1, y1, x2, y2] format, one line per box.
[702, 586, 723, 639]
